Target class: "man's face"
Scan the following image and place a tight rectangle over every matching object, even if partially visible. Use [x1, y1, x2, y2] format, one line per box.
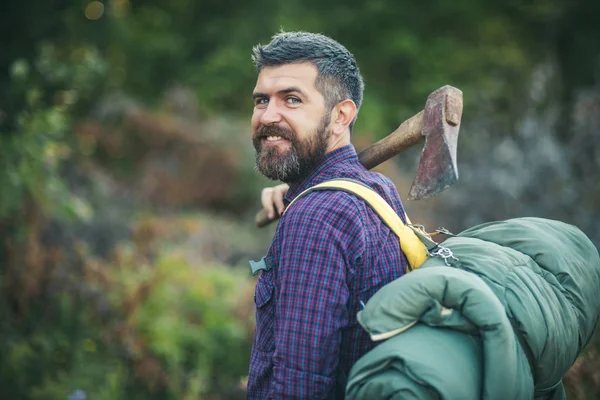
[251, 63, 332, 183]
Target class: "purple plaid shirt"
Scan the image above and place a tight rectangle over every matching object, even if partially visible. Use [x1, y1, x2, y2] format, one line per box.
[248, 145, 409, 399]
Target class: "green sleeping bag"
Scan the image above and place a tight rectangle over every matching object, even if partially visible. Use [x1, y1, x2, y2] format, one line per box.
[346, 217, 600, 400]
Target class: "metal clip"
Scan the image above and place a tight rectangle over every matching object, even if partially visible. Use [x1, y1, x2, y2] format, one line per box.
[408, 224, 437, 242]
[435, 227, 455, 236]
[429, 245, 459, 266]
[409, 224, 429, 236]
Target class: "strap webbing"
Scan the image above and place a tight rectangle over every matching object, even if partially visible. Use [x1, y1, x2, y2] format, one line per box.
[285, 179, 430, 271]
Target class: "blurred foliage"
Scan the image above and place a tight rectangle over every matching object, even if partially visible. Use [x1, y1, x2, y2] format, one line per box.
[1, 210, 258, 400]
[0, 43, 105, 220]
[1, 0, 599, 398]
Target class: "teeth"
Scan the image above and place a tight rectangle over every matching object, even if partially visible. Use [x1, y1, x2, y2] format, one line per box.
[266, 136, 282, 141]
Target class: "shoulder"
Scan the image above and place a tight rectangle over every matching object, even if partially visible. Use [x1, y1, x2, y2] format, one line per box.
[276, 190, 367, 260]
[280, 189, 366, 237]
[361, 171, 407, 220]
[366, 171, 401, 195]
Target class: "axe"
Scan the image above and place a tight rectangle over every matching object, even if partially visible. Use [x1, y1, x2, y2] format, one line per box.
[255, 85, 463, 228]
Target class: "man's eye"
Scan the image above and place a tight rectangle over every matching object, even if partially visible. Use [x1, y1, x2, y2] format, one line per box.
[255, 98, 268, 106]
[286, 97, 301, 104]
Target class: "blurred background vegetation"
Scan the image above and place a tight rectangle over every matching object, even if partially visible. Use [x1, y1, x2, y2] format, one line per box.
[1, 0, 599, 398]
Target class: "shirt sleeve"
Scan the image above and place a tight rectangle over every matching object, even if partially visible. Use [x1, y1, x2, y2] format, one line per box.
[270, 191, 366, 399]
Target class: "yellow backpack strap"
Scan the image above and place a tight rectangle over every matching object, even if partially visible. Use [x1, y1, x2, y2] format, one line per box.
[285, 178, 430, 271]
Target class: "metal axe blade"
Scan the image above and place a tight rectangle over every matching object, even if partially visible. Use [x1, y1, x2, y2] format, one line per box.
[408, 85, 462, 200]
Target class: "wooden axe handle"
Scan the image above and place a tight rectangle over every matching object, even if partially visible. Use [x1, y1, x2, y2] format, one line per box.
[255, 109, 425, 228]
[358, 110, 424, 170]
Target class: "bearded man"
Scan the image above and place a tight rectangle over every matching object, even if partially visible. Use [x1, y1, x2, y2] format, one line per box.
[248, 31, 409, 399]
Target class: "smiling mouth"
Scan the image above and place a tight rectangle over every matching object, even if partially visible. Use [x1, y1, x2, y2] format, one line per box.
[262, 135, 290, 144]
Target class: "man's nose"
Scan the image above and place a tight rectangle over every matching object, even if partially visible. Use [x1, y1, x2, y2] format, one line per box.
[259, 101, 282, 125]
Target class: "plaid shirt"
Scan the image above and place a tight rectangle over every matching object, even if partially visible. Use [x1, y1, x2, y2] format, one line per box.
[248, 145, 409, 399]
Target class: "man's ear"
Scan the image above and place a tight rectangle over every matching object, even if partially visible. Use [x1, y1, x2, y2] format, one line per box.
[331, 99, 357, 135]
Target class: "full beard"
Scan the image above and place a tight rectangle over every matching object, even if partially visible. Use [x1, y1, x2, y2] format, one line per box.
[253, 114, 331, 183]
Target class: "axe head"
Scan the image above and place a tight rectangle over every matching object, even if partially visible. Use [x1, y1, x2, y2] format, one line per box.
[408, 85, 463, 200]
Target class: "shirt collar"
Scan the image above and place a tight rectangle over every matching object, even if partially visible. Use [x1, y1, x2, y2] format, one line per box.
[284, 145, 359, 206]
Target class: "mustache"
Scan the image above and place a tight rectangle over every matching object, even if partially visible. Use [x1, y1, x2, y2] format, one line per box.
[254, 124, 295, 141]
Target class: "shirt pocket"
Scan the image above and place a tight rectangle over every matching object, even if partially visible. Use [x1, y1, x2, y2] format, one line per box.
[253, 269, 276, 353]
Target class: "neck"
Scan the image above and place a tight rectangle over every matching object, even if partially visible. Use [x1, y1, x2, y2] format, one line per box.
[326, 132, 351, 154]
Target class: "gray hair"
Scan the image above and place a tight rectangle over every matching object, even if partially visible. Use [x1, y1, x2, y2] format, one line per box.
[252, 31, 364, 131]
